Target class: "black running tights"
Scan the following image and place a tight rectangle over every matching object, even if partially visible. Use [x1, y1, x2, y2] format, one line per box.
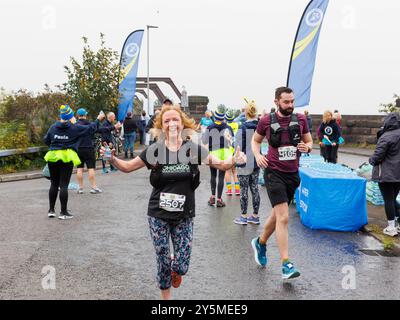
[210, 167, 225, 199]
[48, 161, 74, 213]
[378, 182, 400, 221]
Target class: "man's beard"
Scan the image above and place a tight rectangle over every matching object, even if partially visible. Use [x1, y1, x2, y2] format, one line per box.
[278, 105, 294, 116]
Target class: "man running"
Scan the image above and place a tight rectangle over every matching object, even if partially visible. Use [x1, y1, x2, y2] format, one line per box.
[251, 87, 312, 280]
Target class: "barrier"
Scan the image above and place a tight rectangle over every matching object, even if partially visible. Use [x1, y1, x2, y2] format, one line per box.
[0, 146, 47, 157]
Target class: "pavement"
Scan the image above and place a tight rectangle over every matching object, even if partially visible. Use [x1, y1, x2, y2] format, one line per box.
[0, 144, 399, 262]
[1, 161, 399, 299]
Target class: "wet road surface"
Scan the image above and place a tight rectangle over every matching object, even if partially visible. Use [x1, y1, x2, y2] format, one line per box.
[0, 154, 399, 299]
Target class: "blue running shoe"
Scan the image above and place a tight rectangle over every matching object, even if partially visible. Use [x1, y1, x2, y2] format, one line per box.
[282, 261, 300, 280]
[233, 216, 247, 225]
[102, 168, 109, 174]
[247, 215, 260, 225]
[251, 237, 267, 267]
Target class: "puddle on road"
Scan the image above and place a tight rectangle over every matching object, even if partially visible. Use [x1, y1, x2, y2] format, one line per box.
[358, 234, 400, 257]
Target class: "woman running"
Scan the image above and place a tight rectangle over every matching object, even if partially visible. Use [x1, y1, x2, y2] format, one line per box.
[101, 103, 245, 299]
[202, 106, 234, 207]
[233, 101, 261, 225]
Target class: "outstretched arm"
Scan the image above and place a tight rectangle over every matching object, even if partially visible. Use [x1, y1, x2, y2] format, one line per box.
[100, 147, 146, 173]
[203, 146, 246, 171]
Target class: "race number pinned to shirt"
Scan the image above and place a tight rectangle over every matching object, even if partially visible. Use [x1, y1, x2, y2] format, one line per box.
[278, 146, 297, 161]
[159, 193, 186, 212]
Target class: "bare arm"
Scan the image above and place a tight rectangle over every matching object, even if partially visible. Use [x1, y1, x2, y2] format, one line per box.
[110, 156, 147, 173]
[204, 154, 234, 171]
[203, 146, 246, 171]
[297, 132, 313, 153]
[100, 147, 146, 173]
[252, 132, 269, 168]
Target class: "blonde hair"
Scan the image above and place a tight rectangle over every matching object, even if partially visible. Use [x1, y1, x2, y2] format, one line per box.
[205, 111, 212, 118]
[322, 110, 333, 124]
[151, 104, 197, 140]
[245, 101, 257, 119]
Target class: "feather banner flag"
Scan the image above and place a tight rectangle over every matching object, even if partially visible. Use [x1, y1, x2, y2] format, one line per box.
[287, 0, 329, 108]
[117, 29, 144, 121]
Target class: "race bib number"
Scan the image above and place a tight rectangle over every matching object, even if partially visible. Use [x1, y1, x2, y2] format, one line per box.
[159, 193, 186, 212]
[278, 146, 297, 161]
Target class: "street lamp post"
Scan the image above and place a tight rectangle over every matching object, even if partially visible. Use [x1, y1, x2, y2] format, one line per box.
[147, 25, 158, 116]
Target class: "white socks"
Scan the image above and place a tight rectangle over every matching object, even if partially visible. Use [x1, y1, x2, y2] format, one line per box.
[388, 220, 395, 229]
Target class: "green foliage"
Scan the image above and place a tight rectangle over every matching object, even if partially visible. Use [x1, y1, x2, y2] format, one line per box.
[0, 86, 68, 146]
[59, 33, 121, 117]
[0, 119, 46, 173]
[0, 152, 46, 174]
[383, 238, 394, 251]
[134, 97, 144, 115]
[0, 121, 29, 149]
[379, 94, 400, 114]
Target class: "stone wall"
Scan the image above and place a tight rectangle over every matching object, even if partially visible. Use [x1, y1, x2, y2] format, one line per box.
[310, 114, 386, 144]
[188, 96, 209, 122]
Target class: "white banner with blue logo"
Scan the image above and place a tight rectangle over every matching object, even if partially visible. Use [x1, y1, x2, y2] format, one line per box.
[287, 0, 329, 108]
[117, 29, 144, 121]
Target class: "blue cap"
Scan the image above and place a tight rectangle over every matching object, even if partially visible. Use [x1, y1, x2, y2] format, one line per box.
[76, 108, 88, 116]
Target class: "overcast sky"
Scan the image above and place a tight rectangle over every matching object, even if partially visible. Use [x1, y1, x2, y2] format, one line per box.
[0, 0, 399, 114]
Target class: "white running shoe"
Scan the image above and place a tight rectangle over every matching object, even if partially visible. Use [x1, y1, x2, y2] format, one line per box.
[383, 226, 398, 237]
[90, 187, 103, 194]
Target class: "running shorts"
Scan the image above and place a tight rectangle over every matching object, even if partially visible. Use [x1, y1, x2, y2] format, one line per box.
[264, 167, 300, 207]
[77, 148, 96, 169]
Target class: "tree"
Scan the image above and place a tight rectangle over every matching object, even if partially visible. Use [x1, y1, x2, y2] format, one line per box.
[379, 94, 400, 114]
[0, 86, 68, 145]
[59, 33, 121, 117]
[134, 97, 144, 115]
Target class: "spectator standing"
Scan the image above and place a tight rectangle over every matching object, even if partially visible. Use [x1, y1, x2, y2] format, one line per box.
[369, 113, 400, 237]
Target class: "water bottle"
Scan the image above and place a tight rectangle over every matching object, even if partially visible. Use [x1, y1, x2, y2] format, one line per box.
[104, 145, 112, 160]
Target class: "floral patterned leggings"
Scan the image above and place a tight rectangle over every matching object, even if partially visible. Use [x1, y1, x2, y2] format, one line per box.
[238, 168, 261, 215]
[148, 217, 194, 290]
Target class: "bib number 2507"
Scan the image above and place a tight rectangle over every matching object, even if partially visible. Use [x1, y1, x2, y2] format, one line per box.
[159, 193, 186, 212]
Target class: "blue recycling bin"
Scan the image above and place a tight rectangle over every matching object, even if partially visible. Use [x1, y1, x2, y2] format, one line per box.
[295, 166, 368, 232]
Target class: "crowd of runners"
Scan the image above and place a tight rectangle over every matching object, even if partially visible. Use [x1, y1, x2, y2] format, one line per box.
[42, 85, 400, 299]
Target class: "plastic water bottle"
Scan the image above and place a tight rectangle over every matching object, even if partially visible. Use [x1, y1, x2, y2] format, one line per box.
[104, 145, 112, 160]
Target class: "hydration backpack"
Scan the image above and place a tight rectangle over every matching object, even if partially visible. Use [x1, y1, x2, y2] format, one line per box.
[269, 112, 301, 148]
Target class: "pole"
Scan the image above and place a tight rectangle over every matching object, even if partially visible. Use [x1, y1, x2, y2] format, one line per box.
[147, 26, 150, 116]
[146, 25, 158, 116]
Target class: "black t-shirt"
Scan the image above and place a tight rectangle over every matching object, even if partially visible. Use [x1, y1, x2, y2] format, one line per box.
[139, 140, 209, 223]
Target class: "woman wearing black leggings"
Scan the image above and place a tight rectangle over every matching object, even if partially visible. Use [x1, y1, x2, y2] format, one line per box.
[369, 112, 400, 237]
[48, 161, 74, 218]
[44, 105, 104, 219]
[209, 168, 226, 207]
[202, 106, 234, 207]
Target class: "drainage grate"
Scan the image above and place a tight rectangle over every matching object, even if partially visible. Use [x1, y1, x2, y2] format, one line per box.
[359, 249, 400, 257]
